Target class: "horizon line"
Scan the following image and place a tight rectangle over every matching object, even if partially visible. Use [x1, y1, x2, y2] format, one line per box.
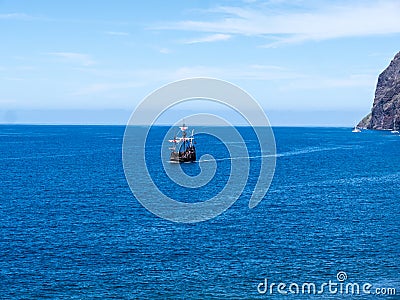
[0, 123, 360, 128]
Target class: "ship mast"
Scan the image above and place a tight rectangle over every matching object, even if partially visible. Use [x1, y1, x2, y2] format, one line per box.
[180, 123, 188, 152]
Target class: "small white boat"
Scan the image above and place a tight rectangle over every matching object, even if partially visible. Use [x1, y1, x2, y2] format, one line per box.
[352, 127, 361, 133]
[391, 130, 399, 134]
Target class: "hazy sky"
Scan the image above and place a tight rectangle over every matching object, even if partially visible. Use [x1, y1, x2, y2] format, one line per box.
[1, 0, 400, 125]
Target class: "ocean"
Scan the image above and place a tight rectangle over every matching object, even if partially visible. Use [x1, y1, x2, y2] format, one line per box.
[0, 125, 399, 299]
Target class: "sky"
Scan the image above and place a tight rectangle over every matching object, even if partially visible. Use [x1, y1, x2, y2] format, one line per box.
[1, 0, 400, 125]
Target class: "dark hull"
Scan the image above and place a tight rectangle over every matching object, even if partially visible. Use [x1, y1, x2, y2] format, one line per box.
[170, 147, 196, 163]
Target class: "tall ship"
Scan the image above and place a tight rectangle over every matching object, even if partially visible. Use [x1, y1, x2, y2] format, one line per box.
[168, 124, 196, 163]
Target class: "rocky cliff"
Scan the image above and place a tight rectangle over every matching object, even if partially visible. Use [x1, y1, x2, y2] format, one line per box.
[358, 51, 400, 130]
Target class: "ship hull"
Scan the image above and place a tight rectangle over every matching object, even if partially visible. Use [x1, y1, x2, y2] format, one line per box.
[170, 147, 196, 163]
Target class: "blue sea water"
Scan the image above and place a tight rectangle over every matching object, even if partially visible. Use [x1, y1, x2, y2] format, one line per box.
[0, 125, 399, 299]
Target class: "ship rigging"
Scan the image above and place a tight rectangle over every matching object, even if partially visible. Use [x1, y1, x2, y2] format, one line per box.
[168, 124, 196, 163]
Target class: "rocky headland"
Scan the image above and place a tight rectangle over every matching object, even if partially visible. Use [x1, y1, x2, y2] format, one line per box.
[358, 51, 400, 130]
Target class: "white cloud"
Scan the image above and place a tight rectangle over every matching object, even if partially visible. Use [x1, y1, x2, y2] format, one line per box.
[285, 74, 377, 89]
[156, 1, 400, 46]
[183, 33, 232, 44]
[48, 52, 96, 66]
[2, 77, 24, 81]
[0, 13, 33, 20]
[73, 82, 144, 96]
[0, 98, 16, 104]
[71, 64, 302, 97]
[70, 64, 376, 100]
[16, 65, 35, 71]
[159, 48, 172, 54]
[249, 64, 285, 70]
[104, 31, 130, 36]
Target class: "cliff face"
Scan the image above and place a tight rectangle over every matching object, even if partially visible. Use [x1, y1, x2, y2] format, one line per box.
[358, 51, 400, 130]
